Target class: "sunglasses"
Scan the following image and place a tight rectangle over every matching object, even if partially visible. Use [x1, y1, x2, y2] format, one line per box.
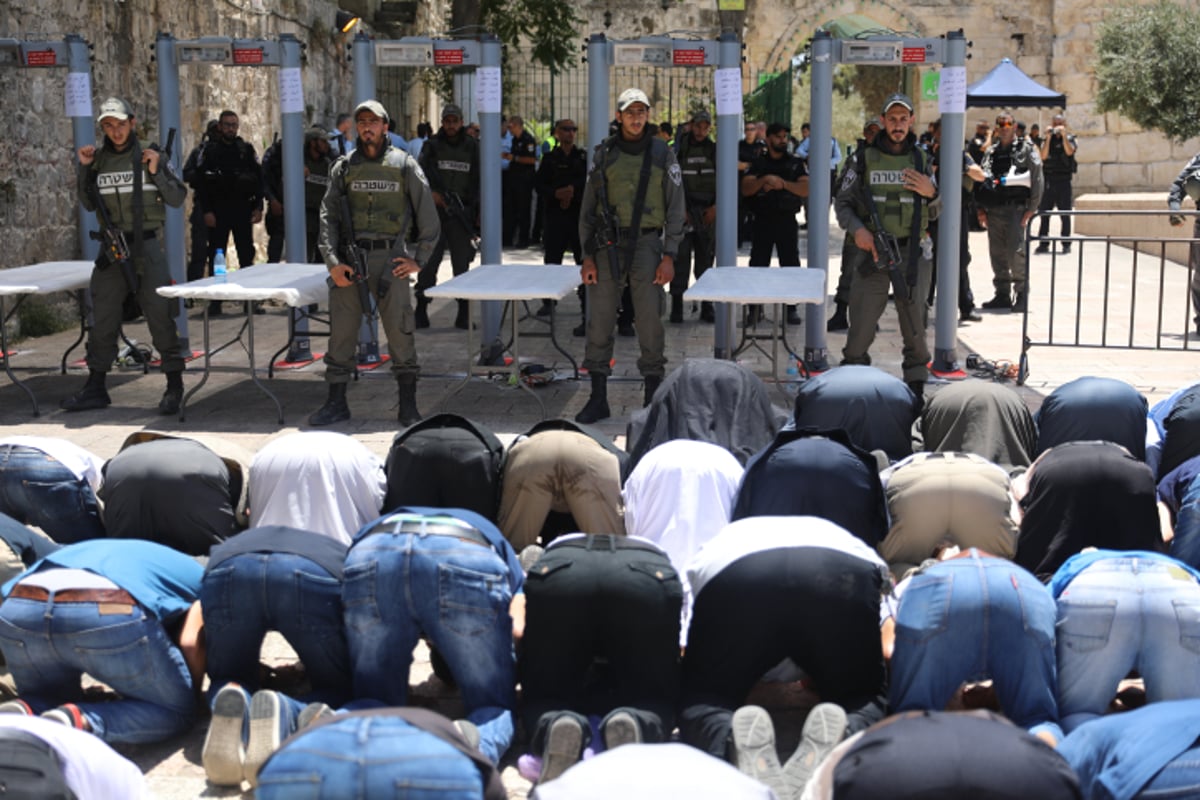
[558, 126, 577, 132]
[995, 121, 1014, 128]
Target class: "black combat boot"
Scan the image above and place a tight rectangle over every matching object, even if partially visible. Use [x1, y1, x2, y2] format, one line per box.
[397, 373, 421, 428]
[158, 370, 184, 415]
[906, 380, 926, 415]
[785, 304, 802, 326]
[455, 300, 470, 330]
[669, 294, 684, 324]
[60, 370, 110, 412]
[1012, 291, 1027, 313]
[308, 383, 350, 426]
[575, 374, 610, 423]
[826, 302, 849, 332]
[643, 374, 662, 407]
[414, 295, 430, 329]
[699, 301, 715, 323]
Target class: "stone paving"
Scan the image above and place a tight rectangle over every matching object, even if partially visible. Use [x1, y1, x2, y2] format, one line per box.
[1, 225, 1197, 797]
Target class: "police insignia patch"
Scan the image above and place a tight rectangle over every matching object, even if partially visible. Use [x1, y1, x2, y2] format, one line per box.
[668, 164, 682, 186]
[840, 168, 856, 192]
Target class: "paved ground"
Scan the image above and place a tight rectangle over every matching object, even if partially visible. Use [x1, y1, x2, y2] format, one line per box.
[1, 223, 1197, 797]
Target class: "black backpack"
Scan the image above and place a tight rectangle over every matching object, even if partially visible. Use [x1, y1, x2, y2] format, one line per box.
[383, 414, 505, 521]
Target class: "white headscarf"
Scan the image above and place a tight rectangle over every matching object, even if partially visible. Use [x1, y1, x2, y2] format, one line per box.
[249, 432, 386, 545]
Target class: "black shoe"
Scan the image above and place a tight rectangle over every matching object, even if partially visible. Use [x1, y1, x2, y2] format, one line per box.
[699, 302, 715, 323]
[207, 300, 223, 316]
[158, 372, 184, 415]
[1033, 243, 1050, 254]
[573, 321, 586, 337]
[960, 309, 983, 323]
[308, 384, 350, 426]
[785, 306, 802, 326]
[397, 376, 421, 428]
[643, 375, 662, 407]
[414, 299, 430, 329]
[618, 321, 635, 337]
[575, 374, 610, 423]
[60, 371, 110, 412]
[1061, 243, 1071, 253]
[827, 304, 849, 332]
[669, 295, 684, 324]
[1012, 293, 1027, 313]
[981, 295, 1013, 310]
[455, 301, 470, 330]
[536, 300, 554, 318]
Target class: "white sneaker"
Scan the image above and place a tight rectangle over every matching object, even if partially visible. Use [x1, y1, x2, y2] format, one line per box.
[782, 703, 847, 796]
[203, 684, 249, 787]
[731, 705, 788, 798]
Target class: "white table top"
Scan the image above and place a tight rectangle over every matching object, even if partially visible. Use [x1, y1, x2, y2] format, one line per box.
[0, 261, 95, 296]
[157, 262, 329, 307]
[684, 265, 827, 304]
[425, 264, 582, 301]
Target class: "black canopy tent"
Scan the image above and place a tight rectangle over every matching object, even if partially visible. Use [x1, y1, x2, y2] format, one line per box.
[967, 58, 1066, 108]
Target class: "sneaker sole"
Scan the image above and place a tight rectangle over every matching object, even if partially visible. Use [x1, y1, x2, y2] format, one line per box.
[296, 702, 334, 732]
[203, 689, 247, 786]
[731, 705, 787, 796]
[245, 692, 285, 788]
[539, 716, 584, 784]
[603, 712, 641, 750]
[782, 703, 848, 795]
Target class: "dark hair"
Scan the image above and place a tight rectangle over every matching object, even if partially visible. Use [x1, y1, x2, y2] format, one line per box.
[219, 110, 238, 122]
[766, 122, 791, 137]
[336, 113, 352, 125]
[659, 121, 673, 135]
[417, 122, 433, 138]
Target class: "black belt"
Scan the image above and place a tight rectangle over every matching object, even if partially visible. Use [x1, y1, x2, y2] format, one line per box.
[364, 518, 491, 548]
[123, 230, 158, 241]
[551, 533, 664, 556]
[618, 227, 662, 237]
[355, 239, 393, 251]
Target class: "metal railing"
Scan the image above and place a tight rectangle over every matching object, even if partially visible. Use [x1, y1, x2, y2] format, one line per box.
[1018, 209, 1200, 384]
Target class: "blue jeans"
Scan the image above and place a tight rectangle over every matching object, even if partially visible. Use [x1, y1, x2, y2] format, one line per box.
[0, 596, 195, 743]
[1172, 474, 1200, 570]
[343, 532, 516, 763]
[202, 552, 351, 718]
[1056, 556, 1200, 732]
[890, 552, 1063, 741]
[0, 445, 104, 544]
[256, 715, 483, 799]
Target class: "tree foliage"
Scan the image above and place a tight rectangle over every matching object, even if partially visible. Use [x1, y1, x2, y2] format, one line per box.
[481, 0, 583, 73]
[1095, 0, 1200, 142]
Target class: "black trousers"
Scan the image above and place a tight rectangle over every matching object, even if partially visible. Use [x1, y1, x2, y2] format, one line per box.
[1037, 177, 1073, 239]
[504, 172, 536, 247]
[749, 211, 800, 267]
[520, 535, 682, 749]
[188, 206, 210, 282]
[208, 210, 256, 270]
[680, 547, 887, 759]
[927, 213, 975, 315]
[671, 227, 715, 298]
[542, 210, 582, 266]
[417, 212, 475, 296]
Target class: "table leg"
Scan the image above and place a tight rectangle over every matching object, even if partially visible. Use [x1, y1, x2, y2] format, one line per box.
[179, 308, 212, 422]
[509, 300, 547, 419]
[0, 296, 38, 416]
[436, 298, 475, 411]
[547, 301, 579, 379]
[245, 306, 285, 424]
[61, 289, 90, 374]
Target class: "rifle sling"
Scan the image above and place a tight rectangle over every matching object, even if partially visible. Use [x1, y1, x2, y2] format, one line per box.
[130, 138, 144, 280]
[619, 143, 656, 279]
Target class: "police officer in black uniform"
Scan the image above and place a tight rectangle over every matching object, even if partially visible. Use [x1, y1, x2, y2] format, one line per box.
[672, 109, 718, 323]
[182, 119, 218, 283]
[1034, 114, 1078, 254]
[534, 118, 588, 330]
[504, 115, 539, 249]
[741, 121, 808, 325]
[417, 104, 480, 330]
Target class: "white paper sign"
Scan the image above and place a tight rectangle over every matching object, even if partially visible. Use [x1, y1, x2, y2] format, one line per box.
[714, 68, 742, 117]
[65, 72, 92, 118]
[279, 67, 304, 115]
[475, 66, 501, 114]
[938, 66, 967, 114]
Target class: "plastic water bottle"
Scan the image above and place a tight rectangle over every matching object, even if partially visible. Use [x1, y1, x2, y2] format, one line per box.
[213, 249, 227, 283]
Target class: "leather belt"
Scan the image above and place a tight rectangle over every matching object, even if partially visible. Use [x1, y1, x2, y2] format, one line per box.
[364, 519, 491, 548]
[9, 585, 137, 605]
[355, 239, 393, 251]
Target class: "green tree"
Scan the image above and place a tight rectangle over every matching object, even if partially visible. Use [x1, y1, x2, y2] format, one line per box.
[481, 0, 582, 73]
[1095, 0, 1200, 142]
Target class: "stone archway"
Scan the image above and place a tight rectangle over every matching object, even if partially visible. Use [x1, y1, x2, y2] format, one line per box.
[750, 3, 928, 75]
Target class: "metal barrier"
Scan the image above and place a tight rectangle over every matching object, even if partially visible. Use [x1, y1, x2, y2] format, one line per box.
[1019, 209, 1200, 384]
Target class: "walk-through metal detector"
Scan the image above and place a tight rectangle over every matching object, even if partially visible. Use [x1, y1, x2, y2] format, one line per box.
[153, 32, 309, 356]
[806, 30, 968, 373]
[0, 35, 97, 262]
[585, 33, 745, 358]
[352, 31, 506, 362]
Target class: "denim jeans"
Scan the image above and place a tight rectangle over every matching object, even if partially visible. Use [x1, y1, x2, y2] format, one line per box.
[343, 532, 516, 763]
[256, 715, 484, 799]
[890, 551, 1062, 741]
[1172, 474, 1200, 570]
[202, 552, 351, 718]
[1142, 742, 1200, 795]
[1056, 556, 1200, 732]
[0, 445, 104, 544]
[0, 596, 195, 743]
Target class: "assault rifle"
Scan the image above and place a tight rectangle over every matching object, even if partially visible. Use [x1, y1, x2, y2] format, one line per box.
[591, 164, 623, 282]
[325, 188, 380, 362]
[445, 191, 480, 256]
[870, 224, 909, 303]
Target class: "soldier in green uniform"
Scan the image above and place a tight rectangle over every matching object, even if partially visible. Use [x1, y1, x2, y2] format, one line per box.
[671, 109, 717, 324]
[836, 93, 938, 401]
[308, 100, 441, 428]
[64, 97, 187, 414]
[575, 88, 686, 424]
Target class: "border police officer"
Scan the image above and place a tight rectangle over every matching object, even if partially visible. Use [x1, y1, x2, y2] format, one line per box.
[308, 100, 441, 428]
[575, 88, 686, 423]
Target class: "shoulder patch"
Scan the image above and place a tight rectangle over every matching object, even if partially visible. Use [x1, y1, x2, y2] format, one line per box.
[668, 163, 682, 186]
[840, 167, 857, 193]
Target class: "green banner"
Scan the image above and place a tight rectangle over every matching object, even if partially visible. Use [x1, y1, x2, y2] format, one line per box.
[922, 70, 940, 101]
[718, 0, 746, 9]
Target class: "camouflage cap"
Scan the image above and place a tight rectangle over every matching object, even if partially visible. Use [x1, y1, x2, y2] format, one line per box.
[97, 97, 133, 123]
[353, 99, 389, 123]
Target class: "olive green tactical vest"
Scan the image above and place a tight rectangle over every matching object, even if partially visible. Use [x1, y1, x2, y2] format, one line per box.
[344, 151, 411, 237]
[863, 147, 929, 239]
[304, 156, 331, 212]
[92, 143, 165, 230]
[603, 140, 668, 230]
[431, 135, 477, 198]
[678, 137, 717, 201]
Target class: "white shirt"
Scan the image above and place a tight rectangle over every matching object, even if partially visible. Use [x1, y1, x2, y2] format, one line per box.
[0, 437, 104, 491]
[0, 716, 146, 800]
[624, 440, 744, 644]
[250, 432, 385, 545]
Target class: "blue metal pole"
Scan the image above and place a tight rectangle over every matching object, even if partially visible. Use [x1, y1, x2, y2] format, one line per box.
[804, 31, 833, 372]
[155, 31, 189, 349]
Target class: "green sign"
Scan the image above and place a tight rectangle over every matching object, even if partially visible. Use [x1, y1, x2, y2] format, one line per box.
[922, 70, 940, 101]
[718, 0, 745, 9]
